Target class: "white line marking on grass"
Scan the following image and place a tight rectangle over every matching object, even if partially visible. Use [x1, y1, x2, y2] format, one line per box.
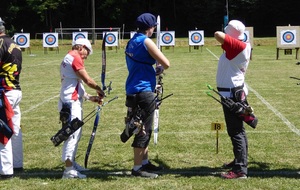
[206, 48, 300, 136]
[247, 85, 300, 136]
[23, 95, 59, 115]
[23, 60, 58, 68]
[205, 48, 220, 60]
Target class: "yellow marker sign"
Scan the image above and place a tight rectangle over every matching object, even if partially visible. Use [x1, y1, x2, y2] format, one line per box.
[211, 122, 224, 131]
[211, 122, 225, 154]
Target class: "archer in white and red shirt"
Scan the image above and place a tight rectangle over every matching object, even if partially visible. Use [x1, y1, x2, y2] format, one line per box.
[58, 38, 105, 179]
[214, 20, 254, 179]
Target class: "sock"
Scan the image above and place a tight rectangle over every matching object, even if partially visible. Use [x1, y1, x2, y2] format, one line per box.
[142, 159, 149, 165]
[133, 165, 142, 171]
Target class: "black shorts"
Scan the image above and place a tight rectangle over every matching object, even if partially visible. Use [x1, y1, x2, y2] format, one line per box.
[131, 91, 155, 148]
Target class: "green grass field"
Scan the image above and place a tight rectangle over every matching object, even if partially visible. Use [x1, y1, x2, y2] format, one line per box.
[2, 38, 300, 190]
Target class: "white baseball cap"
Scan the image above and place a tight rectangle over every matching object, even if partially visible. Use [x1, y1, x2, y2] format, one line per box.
[224, 20, 245, 40]
[73, 38, 93, 55]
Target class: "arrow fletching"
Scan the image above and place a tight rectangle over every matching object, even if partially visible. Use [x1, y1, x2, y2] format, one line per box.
[206, 91, 213, 97]
[206, 84, 213, 90]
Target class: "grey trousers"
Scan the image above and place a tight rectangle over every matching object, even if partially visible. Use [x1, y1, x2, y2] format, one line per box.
[222, 104, 248, 175]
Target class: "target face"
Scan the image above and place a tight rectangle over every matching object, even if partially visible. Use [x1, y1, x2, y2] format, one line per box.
[242, 32, 248, 43]
[189, 30, 204, 45]
[282, 31, 295, 43]
[162, 33, 173, 44]
[105, 33, 116, 45]
[103, 31, 118, 47]
[45, 34, 56, 45]
[43, 33, 58, 47]
[74, 33, 86, 40]
[160, 31, 175, 46]
[191, 32, 202, 43]
[16, 35, 28, 46]
[14, 33, 30, 48]
[72, 32, 88, 42]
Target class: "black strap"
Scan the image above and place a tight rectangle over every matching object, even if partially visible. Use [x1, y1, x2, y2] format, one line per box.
[217, 84, 244, 92]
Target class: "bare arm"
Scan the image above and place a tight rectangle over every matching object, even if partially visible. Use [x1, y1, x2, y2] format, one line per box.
[145, 38, 170, 69]
[214, 31, 226, 45]
[76, 68, 105, 97]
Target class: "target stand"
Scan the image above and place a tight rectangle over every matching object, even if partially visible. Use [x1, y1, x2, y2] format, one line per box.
[276, 47, 299, 60]
[276, 26, 300, 60]
[21, 47, 31, 55]
[44, 47, 59, 54]
[161, 45, 174, 52]
[189, 45, 203, 52]
[107, 46, 118, 53]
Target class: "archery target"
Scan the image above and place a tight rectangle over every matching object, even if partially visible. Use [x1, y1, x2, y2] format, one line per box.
[72, 32, 88, 41]
[160, 31, 175, 46]
[104, 32, 118, 47]
[281, 30, 296, 44]
[43, 33, 58, 47]
[244, 27, 254, 48]
[14, 33, 30, 48]
[242, 32, 248, 42]
[277, 26, 300, 48]
[189, 30, 204, 45]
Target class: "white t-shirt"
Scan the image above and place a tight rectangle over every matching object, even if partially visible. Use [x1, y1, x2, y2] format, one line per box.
[216, 34, 251, 97]
[59, 50, 85, 102]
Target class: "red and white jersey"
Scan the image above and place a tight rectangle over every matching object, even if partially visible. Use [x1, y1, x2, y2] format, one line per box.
[59, 50, 85, 102]
[216, 34, 251, 97]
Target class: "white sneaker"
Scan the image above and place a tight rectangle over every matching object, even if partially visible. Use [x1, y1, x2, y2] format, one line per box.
[73, 162, 89, 172]
[62, 168, 87, 179]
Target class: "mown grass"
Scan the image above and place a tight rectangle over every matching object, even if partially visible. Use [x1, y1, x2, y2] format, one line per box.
[1, 38, 300, 190]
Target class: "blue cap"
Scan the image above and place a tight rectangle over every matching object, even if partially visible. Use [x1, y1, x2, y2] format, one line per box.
[136, 13, 157, 30]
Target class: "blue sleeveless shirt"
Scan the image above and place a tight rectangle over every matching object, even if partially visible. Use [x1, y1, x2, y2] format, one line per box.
[125, 33, 156, 94]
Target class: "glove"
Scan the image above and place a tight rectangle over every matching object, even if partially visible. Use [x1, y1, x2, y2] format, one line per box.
[155, 65, 164, 76]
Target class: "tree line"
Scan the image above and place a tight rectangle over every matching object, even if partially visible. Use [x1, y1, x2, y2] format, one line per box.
[1, 0, 299, 38]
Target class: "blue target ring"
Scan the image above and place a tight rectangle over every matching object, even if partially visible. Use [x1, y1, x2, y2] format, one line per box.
[282, 31, 295, 43]
[16, 35, 28, 46]
[74, 33, 86, 40]
[242, 33, 248, 42]
[45, 34, 56, 46]
[191, 32, 202, 43]
[105, 33, 116, 45]
[162, 33, 173, 44]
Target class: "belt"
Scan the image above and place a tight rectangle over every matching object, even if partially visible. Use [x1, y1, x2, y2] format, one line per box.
[217, 84, 244, 92]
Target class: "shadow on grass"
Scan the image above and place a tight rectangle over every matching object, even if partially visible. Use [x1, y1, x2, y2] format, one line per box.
[14, 160, 300, 179]
[161, 160, 300, 179]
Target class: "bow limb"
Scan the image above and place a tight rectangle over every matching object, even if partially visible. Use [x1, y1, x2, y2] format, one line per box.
[84, 106, 100, 168]
[154, 15, 161, 145]
[101, 32, 107, 91]
[156, 15, 161, 52]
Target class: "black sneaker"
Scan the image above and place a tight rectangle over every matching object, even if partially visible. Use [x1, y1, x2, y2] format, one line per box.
[0, 174, 13, 180]
[14, 167, 24, 173]
[223, 160, 235, 168]
[131, 169, 158, 178]
[142, 161, 164, 171]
